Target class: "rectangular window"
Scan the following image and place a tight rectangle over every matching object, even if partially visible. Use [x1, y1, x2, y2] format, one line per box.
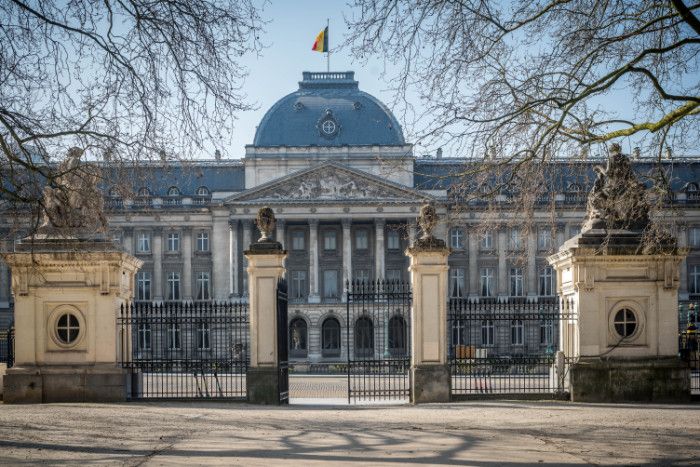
[450, 268, 465, 298]
[137, 323, 151, 350]
[197, 322, 210, 350]
[167, 272, 180, 300]
[539, 266, 555, 296]
[481, 320, 494, 346]
[509, 229, 522, 250]
[323, 231, 337, 251]
[355, 229, 369, 250]
[136, 271, 152, 301]
[690, 228, 700, 248]
[387, 229, 400, 250]
[166, 232, 180, 252]
[540, 321, 554, 346]
[323, 270, 338, 299]
[291, 270, 307, 299]
[480, 231, 493, 250]
[450, 228, 464, 249]
[511, 320, 524, 345]
[196, 271, 210, 300]
[196, 232, 209, 252]
[569, 225, 581, 238]
[691, 265, 700, 294]
[137, 233, 151, 253]
[386, 268, 401, 283]
[292, 231, 305, 250]
[168, 323, 181, 350]
[537, 228, 552, 251]
[509, 267, 524, 296]
[354, 269, 370, 284]
[480, 267, 495, 297]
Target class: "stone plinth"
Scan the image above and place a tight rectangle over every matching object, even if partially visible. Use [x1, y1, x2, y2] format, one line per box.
[244, 240, 287, 405]
[1, 237, 142, 403]
[407, 241, 451, 403]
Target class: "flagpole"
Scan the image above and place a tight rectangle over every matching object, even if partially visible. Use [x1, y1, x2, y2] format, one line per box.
[326, 18, 330, 72]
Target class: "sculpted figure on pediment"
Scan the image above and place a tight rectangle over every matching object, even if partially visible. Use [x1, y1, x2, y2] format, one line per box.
[262, 167, 395, 200]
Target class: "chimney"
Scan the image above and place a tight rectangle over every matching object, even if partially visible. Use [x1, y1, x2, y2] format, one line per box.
[633, 147, 641, 159]
[215, 149, 222, 161]
[665, 146, 673, 159]
[436, 148, 443, 159]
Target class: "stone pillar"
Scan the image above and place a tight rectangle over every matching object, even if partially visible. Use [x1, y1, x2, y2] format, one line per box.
[407, 239, 451, 403]
[408, 221, 417, 246]
[375, 219, 385, 280]
[342, 219, 352, 299]
[0, 256, 8, 305]
[276, 219, 286, 249]
[152, 227, 163, 301]
[242, 220, 252, 297]
[497, 227, 508, 300]
[468, 229, 479, 300]
[2, 238, 143, 403]
[230, 220, 239, 297]
[678, 224, 689, 299]
[245, 238, 287, 405]
[212, 210, 230, 301]
[182, 227, 192, 301]
[526, 229, 537, 299]
[308, 220, 320, 303]
[122, 227, 134, 255]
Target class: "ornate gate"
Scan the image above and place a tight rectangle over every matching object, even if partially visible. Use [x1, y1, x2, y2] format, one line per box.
[277, 278, 289, 404]
[119, 301, 249, 400]
[345, 280, 412, 403]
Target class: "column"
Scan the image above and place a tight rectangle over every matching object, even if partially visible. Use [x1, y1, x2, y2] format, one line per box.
[242, 220, 252, 296]
[276, 219, 286, 249]
[122, 227, 134, 255]
[679, 224, 689, 299]
[497, 227, 508, 300]
[342, 219, 352, 299]
[0, 256, 8, 305]
[527, 229, 537, 299]
[212, 210, 231, 301]
[308, 219, 320, 303]
[468, 229, 479, 300]
[408, 220, 417, 246]
[375, 219, 385, 280]
[153, 227, 163, 301]
[182, 227, 192, 301]
[556, 223, 566, 250]
[230, 220, 239, 297]
[407, 242, 451, 403]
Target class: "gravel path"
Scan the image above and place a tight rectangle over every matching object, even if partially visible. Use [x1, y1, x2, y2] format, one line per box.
[0, 401, 698, 466]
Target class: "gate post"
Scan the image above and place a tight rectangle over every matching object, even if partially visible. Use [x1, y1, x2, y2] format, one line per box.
[245, 207, 287, 404]
[406, 205, 451, 403]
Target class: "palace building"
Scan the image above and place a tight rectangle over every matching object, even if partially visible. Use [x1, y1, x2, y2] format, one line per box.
[1, 71, 699, 363]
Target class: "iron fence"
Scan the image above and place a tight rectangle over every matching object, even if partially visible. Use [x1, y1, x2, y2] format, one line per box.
[679, 300, 700, 394]
[0, 327, 14, 368]
[448, 298, 578, 399]
[118, 301, 249, 400]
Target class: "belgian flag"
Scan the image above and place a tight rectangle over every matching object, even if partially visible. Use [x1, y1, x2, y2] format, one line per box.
[312, 26, 328, 53]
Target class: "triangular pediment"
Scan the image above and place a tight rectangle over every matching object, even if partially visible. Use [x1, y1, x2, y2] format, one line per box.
[225, 162, 431, 204]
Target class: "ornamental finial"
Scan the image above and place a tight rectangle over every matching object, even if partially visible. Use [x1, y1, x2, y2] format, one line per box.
[255, 206, 276, 242]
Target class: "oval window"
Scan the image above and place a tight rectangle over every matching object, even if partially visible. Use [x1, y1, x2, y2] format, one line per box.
[56, 313, 80, 345]
[613, 308, 637, 338]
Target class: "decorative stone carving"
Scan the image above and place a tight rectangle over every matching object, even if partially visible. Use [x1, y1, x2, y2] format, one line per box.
[255, 206, 276, 242]
[39, 147, 108, 235]
[411, 203, 446, 250]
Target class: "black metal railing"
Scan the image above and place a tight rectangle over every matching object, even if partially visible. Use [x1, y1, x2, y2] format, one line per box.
[448, 298, 577, 399]
[0, 327, 14, 368]
[118, 301, 249, 400]
[346, 279, 412, 403]
[277, 278, 289, 404]
[678, 300, 700, 394]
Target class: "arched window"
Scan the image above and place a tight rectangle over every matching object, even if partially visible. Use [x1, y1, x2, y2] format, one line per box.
[687, 183, 699, 193]
[388, 315, 407, 357]
[137, 187, 150, 197]
[167, 186, 180, 196]
[108, 188, 120, 198]
[354, 317, 374, 358]
[568, 183, 582, 192]
[196, 186, 210, 196]
[321, 317, 341, 357]
[289, 318, 308, 358]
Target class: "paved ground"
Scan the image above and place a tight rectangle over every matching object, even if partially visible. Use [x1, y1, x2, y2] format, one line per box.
[0, 401, 698, 466]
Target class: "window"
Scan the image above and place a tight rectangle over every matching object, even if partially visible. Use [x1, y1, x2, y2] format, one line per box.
[509, 267, 524, 296]
[450, 228, 464, 249]
[137, 233, 151, 253]
[196, 186, 210, 196]
[452, 320, 467, 349]
[386, 269, 401, 283]
[691, 265, 700, 294]
[481, 319, 494, 346]
[509, 229, 522, 250]
[480, 267, 495, 297]
[387, 229, 400, 250]
[537, 229, 552, 251]
[137, 187, 150, 197]
[196, 321, 210, 350]
[450, 268, 465, 298]
[511, 319, 524, 345]
[166, 232, 180, 252]
[540, 320, 554, 346]
[196, 272, 210, 300]
[136, 271, 152, 301]
[168, 323, 181, 350]
[569, 225, 581, 238]
[354, 269, 370, 284]
[56, 313, 80, 345]
[354, 317, 374, 358]
[568, 183, 582, 192]
[291, 270, 307, 300]
[167, 186, 180, 196]
[323, 231, 337, 251]
[289, 318, 308, 357]
[167, 272, 180, 300]
[196, 232, 209, 252]
[388, 316, 407, 356]
[322, 318, 341, 357]
[480, 231, 493, 250]
[355, 229, 369, 250]
[137, 323, 151, 350]
[292, 231, 305, 250]
[539, 266, 555, 296]
[613, 308, 637, 338]
[690, 227, 700, 248]
[323, 270, 338, 299]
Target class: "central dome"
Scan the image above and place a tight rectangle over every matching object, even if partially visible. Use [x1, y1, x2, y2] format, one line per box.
[252, 71, 405, 147]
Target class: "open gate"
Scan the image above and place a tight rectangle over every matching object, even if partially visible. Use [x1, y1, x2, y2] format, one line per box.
[277, 278, 289, 404]
[346, 280, 412, 403]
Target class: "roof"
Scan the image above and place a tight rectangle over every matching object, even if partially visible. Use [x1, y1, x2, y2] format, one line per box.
[252, 72, 405, 147]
